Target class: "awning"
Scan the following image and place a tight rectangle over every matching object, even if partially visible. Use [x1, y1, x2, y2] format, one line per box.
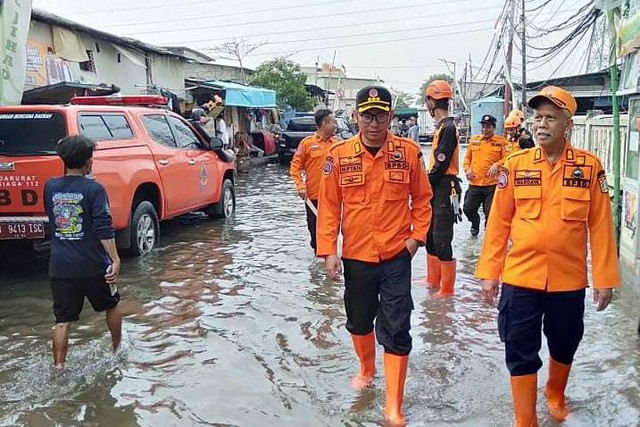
[113, 44, 146, 68]
[52, 26, 89, 62]
[394, 108, 418, 117]
[206, 80, 276, 108]
[22, 82, 120, 105]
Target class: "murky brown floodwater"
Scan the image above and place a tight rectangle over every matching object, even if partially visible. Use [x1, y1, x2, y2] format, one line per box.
[1, 150, 639, 426]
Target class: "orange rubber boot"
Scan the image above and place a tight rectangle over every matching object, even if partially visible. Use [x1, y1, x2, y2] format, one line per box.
[545, 358, 571, 422]
[425, 254, 441, 288]
[383, 353, 408, 426]
[434, 259, 456, 298]
[510, 374, 539, 427]
[351, 332, 376, 390]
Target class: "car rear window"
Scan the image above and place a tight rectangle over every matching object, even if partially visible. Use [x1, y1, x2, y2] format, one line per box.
[0, 112, 66, 156]
[286, 118, 317, 132]
[78, 114, 134, 140]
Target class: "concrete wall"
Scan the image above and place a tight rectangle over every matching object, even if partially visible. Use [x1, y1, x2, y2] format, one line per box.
[27, 21, 184, 96]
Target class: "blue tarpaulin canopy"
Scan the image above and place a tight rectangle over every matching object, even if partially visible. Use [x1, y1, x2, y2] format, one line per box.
[206, 80, 276, 108]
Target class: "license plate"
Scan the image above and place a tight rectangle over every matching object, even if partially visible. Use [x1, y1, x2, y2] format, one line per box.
[0, 222, 45, 240]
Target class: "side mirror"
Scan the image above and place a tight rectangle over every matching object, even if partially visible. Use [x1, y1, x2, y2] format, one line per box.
[210, 137, 224, 150]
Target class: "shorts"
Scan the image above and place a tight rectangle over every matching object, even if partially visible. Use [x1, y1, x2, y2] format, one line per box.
[50, 274, 120, 323]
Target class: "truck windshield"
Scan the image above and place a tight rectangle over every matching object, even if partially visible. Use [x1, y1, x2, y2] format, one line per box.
[0, 112, 67, 156]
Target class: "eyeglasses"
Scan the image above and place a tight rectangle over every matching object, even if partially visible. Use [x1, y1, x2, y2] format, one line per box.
[360, 112, 390, 124]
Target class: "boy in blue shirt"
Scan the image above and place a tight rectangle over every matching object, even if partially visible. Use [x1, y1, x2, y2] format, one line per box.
[44, 135, 122, 367]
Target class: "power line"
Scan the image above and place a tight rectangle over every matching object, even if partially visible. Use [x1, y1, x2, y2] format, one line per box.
[97, 0, 364, 28]
[119, 0, 486, 36]
[248, 26, 494, 57]
[169, 3, 500, 45]
[62, 0, 226, 16]
[203, 18, 496, 48]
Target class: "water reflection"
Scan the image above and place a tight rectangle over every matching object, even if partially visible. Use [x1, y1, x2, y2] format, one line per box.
[0, 161, 638, 426]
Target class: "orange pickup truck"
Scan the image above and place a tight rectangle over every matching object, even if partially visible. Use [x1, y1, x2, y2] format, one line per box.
[0, 96, 236, 256]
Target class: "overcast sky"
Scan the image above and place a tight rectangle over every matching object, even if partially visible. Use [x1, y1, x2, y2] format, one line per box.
[32, 0, 596, 99]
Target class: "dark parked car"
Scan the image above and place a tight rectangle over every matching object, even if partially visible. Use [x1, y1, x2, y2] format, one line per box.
[278, 117, 353, 164]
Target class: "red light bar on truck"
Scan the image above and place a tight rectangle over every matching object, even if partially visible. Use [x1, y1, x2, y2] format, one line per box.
[70, 96, 168, 106]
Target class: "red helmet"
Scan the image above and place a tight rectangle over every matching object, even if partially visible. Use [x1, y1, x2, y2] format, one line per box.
[426, 80, 453, 100]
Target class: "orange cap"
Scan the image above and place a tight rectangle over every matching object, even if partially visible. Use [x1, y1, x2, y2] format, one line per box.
[426, 80, 453, 100]
[528, 86, 577, 116]
[504, 114, 520, 129]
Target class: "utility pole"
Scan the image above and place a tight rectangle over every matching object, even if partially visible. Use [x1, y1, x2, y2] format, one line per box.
[504, 0, 515, 119]
[440, 58, 461, 114]
[521, 0, 527, 112]
[607, 6, 622, 245]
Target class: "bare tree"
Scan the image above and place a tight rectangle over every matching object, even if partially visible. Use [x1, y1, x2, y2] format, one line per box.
[213, 38, 266, 84]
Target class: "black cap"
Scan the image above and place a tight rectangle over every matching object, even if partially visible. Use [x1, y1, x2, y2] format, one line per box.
[479, 114, 497, 125]
[356, 86, 392, 113]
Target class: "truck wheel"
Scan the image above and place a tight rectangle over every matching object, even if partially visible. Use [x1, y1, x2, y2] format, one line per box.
[129, 201, 159, 256]
[209, 179, 235, 219]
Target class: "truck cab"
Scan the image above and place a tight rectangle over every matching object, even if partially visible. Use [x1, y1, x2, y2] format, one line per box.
[0, 95, 236, 256]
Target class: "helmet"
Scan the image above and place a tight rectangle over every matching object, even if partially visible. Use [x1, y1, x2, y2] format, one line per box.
[511, 109, 525, 123]
[504, 114, 520, 129]
[425, 80, 453, 100]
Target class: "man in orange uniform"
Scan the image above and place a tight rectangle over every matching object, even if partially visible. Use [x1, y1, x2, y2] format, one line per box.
[510, 109, 535, 150]
[317, 86, 432, 425]
[463, 114, 508, 236]
[475, 86, 620, 426]
[504, 114, 523, 154]
[290, 109, 338, 252]
[424, 80, 461, 297]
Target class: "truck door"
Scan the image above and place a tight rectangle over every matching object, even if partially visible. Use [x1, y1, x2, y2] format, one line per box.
[167, 116, 219, 207]
[140, 114, 192, 214]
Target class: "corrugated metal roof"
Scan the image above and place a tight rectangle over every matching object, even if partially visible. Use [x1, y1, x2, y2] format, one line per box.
[31, 8, 189, 60]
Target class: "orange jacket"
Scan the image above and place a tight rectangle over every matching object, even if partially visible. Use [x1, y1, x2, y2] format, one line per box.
[428, 117, 459, 183]
[475, 142, 620, 291]
[317, 133, 433, 262]
[463, 134, 508, 186]
[505, 138, 521, 155]
[290, 133, 339, 200]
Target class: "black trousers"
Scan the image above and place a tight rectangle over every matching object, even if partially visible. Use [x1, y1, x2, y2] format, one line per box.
[463, 185, 496, 230]
[306, 199, 318, 251]
[342, 250, 414, 355]
[498, 284, 585, 376]
[426, 176, 458, 261]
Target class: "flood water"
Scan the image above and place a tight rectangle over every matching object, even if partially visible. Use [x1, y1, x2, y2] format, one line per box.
[1, 152, 639, 426]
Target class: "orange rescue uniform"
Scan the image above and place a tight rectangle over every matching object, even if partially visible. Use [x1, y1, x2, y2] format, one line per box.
[290, 133, 339, 200]
[463, 134, 508, 186]
[505, 137, 522, 155]
[475, 143, 621, 291]
[428, 118, 459, 177]
[317, 133, 433, 262]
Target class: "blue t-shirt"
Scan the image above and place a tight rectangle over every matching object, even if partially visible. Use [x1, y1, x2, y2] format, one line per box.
[44, 176, 115, 279]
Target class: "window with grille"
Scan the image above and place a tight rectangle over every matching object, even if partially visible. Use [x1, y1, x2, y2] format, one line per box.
[79, 50, 96, 73]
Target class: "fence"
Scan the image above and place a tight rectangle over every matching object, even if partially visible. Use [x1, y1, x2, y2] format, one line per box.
[571, 114, 629, 180]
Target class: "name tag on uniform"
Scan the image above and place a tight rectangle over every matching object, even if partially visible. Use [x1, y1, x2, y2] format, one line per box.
[339, 157, 363, 173]
[514, 170, 542, 186]
[562, 165, 592, 188]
